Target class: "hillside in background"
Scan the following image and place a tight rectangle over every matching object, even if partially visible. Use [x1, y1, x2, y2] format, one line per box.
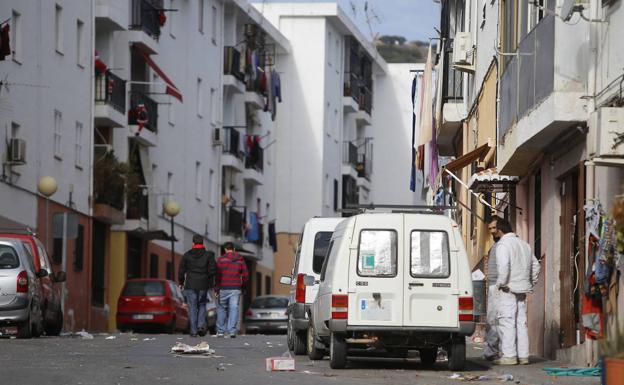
[375, 35, 432, 63]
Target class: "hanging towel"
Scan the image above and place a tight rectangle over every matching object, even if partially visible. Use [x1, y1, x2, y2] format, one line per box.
[246, 212, 259, 242]
[417, 44, 434, 146]
[268, 222, 277, 252]
[273, 70, 282, 103]
[410, 75, 418, 192]
[0, 24, 10, 61]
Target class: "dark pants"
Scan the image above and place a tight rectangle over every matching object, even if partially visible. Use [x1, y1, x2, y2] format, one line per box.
[183, 289, 207, 335]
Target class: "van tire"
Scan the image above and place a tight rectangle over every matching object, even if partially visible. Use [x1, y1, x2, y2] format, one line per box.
[419, 348, 437, 367]
[329, 333, 348, 369]
[293, 330, 307, 355]
[307, 325, 325, 360]
[448, 340, 466, 371]
[286, 322, 295, 351]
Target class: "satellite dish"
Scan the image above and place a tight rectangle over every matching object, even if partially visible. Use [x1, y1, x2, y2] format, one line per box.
[561, 0, 577, 22]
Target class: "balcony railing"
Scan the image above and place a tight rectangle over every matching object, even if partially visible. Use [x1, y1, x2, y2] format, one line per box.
[224, 46, 244, 82]
[343, 141, 358, 169]
[245, 146, 263, 172]
[130, 0, 161, 38]
[499, 14, 555, 141]
[359, 88, 372, 115]
[126, 190, 148, 220]
[223, 127, 244, 159]
[128, 90, 158, 133]
[221, 206, 245, 238]
[344, 72, 361, 102]
[95, 70, 126, 114]
[356, 138, 373, 181]
[442, 48, 463, 103]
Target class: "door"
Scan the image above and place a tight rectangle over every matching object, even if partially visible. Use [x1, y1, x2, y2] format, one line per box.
[403, 216, 458, 328]
[347, 215, 403, 327]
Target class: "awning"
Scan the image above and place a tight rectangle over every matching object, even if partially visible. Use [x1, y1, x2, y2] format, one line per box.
[443, 143, 491, 173]
[134, 44, 183, 102]
[128, 228, 176, 241]
[469, 168, 519, 193]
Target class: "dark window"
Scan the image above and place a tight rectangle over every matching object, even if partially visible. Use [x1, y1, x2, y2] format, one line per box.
[265, 276, 271, 295]
[166, 262, 172, 281]
[333, 179, 339, 211]
[312, 231, 333, 274]
[255, 272, 262, 296]
[150, 253, 159, 278]
[52, 237, 62, 264]
[73, 224, 84, 271]
[250, 296, 288, 309]
[122, 281, 165, 296]
[320, 240, 334, 282]
[0, 245, 20, 269]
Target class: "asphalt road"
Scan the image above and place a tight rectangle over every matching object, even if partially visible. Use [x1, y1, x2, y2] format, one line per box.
[0, 332, 554, 385]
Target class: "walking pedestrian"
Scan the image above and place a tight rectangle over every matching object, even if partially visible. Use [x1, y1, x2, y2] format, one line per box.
[178, 234, 216, 337]
[484, 217, 501, 361]
[494, 218, 540, 365]
[215, 242, 249, 338]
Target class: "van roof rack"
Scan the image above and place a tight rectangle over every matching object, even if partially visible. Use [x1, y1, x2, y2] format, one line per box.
[342, 204, 457, 214]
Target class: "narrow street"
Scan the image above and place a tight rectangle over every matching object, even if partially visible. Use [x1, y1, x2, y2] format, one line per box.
[0, 333, 599, 385]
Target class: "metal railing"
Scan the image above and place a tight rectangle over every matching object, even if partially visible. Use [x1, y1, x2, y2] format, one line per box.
[222, 127, 244, 159]
[130, 0, 161, 38]
[95, 70, 126, 114]
[356, 138, 373, 181]
[224, 46, 244, 82]
[442, 48, 463, 103]
[128, 90, 158, 133]
[343, 141, 358, 168]
[359, 88, 372, 115]
[221, 206, 244, 237]
[245, 145, 264, 172]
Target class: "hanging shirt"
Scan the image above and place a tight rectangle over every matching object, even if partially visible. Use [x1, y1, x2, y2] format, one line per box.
[0, 24, 10, 60]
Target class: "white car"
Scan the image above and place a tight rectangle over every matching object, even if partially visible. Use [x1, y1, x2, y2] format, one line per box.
[307, 212, 475, 370]
[279, 217, 345, 355]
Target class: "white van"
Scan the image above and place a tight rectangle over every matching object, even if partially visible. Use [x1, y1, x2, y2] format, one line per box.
[279, 217, 345, 355]
[307, 212, 475, 370]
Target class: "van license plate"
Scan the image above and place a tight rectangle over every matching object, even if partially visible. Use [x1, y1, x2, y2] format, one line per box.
[133, 314, 153, 320]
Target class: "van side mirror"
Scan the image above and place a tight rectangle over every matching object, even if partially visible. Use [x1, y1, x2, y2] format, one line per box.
[303, 275, 316, 286]
[36, 269, 48, 278]
[279, 276, 292, 285]
[54, 271, 67, 283]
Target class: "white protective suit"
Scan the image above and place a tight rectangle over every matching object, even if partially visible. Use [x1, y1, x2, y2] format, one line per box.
[484, 242, 500, 360]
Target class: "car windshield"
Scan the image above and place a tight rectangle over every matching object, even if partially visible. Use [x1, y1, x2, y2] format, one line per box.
[122, 281, 165, 296]
[250, 297, 289, 309]
[0, 245, 19, 269]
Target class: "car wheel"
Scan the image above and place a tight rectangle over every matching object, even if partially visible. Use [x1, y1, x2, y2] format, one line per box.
[307, 324, 325, 360]
[166, 317, 176, 334]
[293, 329, 306, 355]
[419, 348, 437, 367]
[329, 332, 348, 369]
[17, 312, 32, 338]
[31, 303, 44, 338]
[45, 310, 63, 336]
[448, 340, 466, 371]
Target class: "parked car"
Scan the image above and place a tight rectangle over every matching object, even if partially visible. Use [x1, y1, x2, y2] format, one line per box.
[0, 237, 47, 338]
[116, 279, 189, 333]
[0, 230, 66, 335]
[279, 217, 345, 354]
[307, 212, 475, 370]
[244, 295, 289, 334]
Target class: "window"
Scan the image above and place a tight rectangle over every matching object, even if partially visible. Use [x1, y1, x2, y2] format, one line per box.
[312, 231, 333, 274]
[333, 179, 338, 211]
[167, 172, 173, 196]
[75, 121, 83, 168]
[320, 240, 335, 281]
[11, 10, 21, 63]
[195, 161, 202, 200]
[73, 224, 84, 271]
[208, 169, 215, 207]
[357, 230, 398, 277]
[166, 262, 172, 280]
[0, 245, 20, 269]
[76, 19, 85, 67]
[169, 0, 176, 38]
[410, 231, 450, 278]
[55, 4, 63, 54]
[54, 110, 62, 159]
[197, 77, 203, 117]
[210, 87, 217, 124]
[150, 253, 159, 278]
[34, 239, 52, 273]
[198, 0, 204, 33]
[265, 276, 271, 295]
[11, 122, 19, 138]
[211, 6, 218, 45]
[327, 31, 332, 66]
[335, 38, 340, 72]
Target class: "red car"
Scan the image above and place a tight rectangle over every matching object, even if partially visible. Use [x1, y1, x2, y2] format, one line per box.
[116, 279, 189, 333]
[0, 230, 66, 335]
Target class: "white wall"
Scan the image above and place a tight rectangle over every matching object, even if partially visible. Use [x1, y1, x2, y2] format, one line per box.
[371, 63, 424, 206]
[0, 0, 93, 224]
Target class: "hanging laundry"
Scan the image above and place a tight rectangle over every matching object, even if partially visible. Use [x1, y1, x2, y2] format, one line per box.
[272, 69, 281, 103]
[246, 212, 259, 242]
[265, 66, 273, 114]
[410, 74, 418, 192]
[94, 51, 108, 74]
[268, 222, 277, 252]
[0, 24, 10, 61]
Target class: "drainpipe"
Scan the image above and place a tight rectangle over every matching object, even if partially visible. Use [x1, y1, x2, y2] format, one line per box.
[86, 0, 96, 332]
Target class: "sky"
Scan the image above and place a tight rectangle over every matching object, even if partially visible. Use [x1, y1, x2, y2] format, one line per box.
[255, 0, 440, 43]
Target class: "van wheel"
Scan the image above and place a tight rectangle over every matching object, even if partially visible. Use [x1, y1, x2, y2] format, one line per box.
[286, 322, 295, 351]
[448, 340, 466, 371]
[329, 333, 348, 369]
[293, 330, 307, 355]
[419, 348, 437, 367]
[307, 325, 325, 360]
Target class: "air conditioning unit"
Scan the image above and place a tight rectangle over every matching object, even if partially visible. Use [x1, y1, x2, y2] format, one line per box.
[212, 127, 223, 146]
[9, 138, 26, 164]
[588, 107, 624, 158]
[453, 32, 473, 66]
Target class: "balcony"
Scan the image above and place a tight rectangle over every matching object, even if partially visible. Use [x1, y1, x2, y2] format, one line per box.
[95, 71, 126, 128]
[128, 91, 158, 132]
[358, 88, 372, 115]
[221, 206, 245, 238]
[342, 141, 359, 180]
[245, 223, 264, 247]
[224, 47, 246, 95]
[437, 49, 466, 156]
[342, 175, 358, 217]
[95, 0, 128, 30]
[222, 127, 245, 172]
[130, 0, 161, 39]
[243, 145, 264, 185]
[497, 15, 588, 175]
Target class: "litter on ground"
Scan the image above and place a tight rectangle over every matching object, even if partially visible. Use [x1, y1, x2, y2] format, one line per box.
[542, 367, 601, 377]
[74, 330, 94, 339]
[170, 341, 215, 355]
[143, 338, 156, 341]
[105, 336, 116, 340]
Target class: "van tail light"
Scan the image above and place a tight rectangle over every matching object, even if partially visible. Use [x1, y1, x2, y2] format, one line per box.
[295, 273, 306, 303]
[17, 271, 29, 293]
[331, 294, 348, 319]
[458, 297, 474, 322]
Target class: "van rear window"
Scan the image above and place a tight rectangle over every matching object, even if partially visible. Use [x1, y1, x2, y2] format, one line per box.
[357, 230, 397, 277]
[0, 245, 19, 269]
[410, 231, 450, 278]
[123, 281, 166, 296]
[312, 232, 333, 274]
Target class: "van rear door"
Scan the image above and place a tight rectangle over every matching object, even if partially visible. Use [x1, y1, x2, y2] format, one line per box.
[402, 217, 459, 328]
[347, 215, 403, 327]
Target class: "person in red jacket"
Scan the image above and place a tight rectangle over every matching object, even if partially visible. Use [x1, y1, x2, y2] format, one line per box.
[215, 242, 249, 337]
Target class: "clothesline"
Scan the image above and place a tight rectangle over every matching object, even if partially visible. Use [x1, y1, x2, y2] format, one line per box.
[444, 168, 500, 212]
